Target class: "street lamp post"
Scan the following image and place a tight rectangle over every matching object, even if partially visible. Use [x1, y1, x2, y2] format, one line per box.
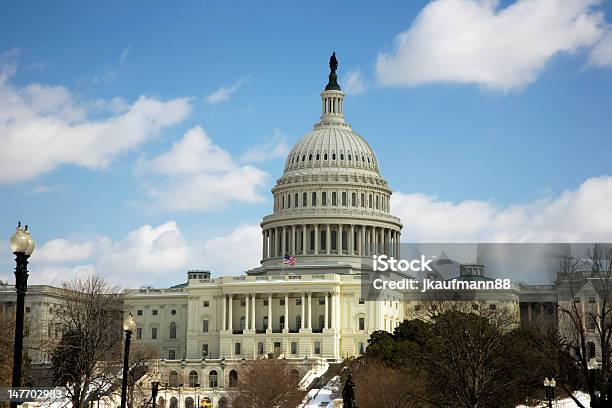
[9, 222, 35, 408]
[151, 373, 160, 408]
[543, 377, 556, 408]
[120, 313, 136, 408]
[588, 358, 599, 407]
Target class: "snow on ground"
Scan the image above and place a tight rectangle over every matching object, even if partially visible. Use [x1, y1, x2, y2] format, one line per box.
[516, 392, 590, 407]
[299, 375, 342, 408]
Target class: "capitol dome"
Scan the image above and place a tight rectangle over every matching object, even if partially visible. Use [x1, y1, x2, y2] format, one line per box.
[257, 53, 402, 271]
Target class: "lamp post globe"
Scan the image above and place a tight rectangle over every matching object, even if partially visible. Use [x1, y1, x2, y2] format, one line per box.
[544, 377, 556, 408]
[120, 313, 136, 408]
[9, 222, 34, 408]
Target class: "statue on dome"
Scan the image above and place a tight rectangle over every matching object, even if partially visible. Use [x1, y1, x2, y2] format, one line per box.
[329, 52, 338, 73]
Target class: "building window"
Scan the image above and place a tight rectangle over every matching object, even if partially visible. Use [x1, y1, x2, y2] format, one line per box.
[359, 342, 365, 354]
[303, 192, 307, 207]
[319, 298, 325, 305]
[169, 371, 179, 386]
[168, 350, 176, 360]
[342, 192, 347, 206]
[352, 192, 356, 206]
[136, 327, 142, 340]
[263, 316, 269, 330]
[209, 370, 218, 388]
[264, 299, 269, 306]
[171, 309, 176, 315]
[137, 310, 143, 316]
[368, 194, 373, 208]
[202, 320, 209, 333]
[203, 301, 210, 307]
[170, 322, 177, 339]
[472, 303, 479, 311]
[188, 371, 199, 387]
[359, 317, 365, 331]
[332, 192, 337, 206]
[296, 298, 302, 305]
[291, 341, 298, 355]
[280, 316, 285, 330]
[312, 192, 317, 206]
[361, 193, 365, 207]
[314, 341, 321, 355]
[359, 297, 365, 305]
[151, 327, 158, 339]
[258, 342, 264, 355]
[152, 310, 158, 316]
[322, 192, 327, 206]
[280, 299, 285, 306]
[235, 342, 241, 355]
[229, 370, 238, 388]
[240, 300, 246, 307]
[319, 315, 325, 330]
[288, 194, 291, 208]
[202, 343, 209, 359]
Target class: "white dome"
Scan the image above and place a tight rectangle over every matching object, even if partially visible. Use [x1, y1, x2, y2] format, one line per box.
[283, 126, 381, 176]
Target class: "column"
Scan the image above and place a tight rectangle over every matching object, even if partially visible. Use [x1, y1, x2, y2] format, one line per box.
[251, 294, 256, 331]
[282, 226, 286, 256]
[222, 294, 227, 331]
[324, 293, 329, 329]
[307, 292, 312, 329]
[262, 231, 266, 259]
[302, 225, 307, 255]
[336, 224, 342, 254]
[373, 227, 377, 254]
[361, 226, 365, 256]
[396, 231, 401, 258]
[228, 295, 233, 331]
[386, 229, 391, 256]
[330, 292, 335, 329]
[291, 226, 296, 255]
[326, 224, 331, 254]
[301, 293, 305, 329]
[268, 293, 273, 332]
[245, 294, 250, 331]
[350, 224, 355, 255]
[284, 294, 289, 332]
[335, 291, 341, 330]
[314, 224, 319, 255]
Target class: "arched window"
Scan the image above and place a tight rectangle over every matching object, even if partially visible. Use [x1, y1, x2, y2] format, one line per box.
[331, 230, 337, 251]
[303, 192, 307, 207]
[282, 195, 285, 209]
[296, 315, 301, 329]
[316, 153, 320, 160]
[169, 322, 177, 339]
[319, 315, 325, 330]
[263, 316, 268, 330]
[302, 155, 306, 162]
[340, 153, 344, 160]
[170, 397, 178, 408]
[332, 153, 336, 160]
[321, 230, 327, 251]
[312, 192, 317, 206]
[376, 195, 379, 210]
[309, 154, 313, 161]
[352, 192, 356, 207]
[310, 230, 315, 251]
[348, 154, 352, 161]
[168, 371, 179, 387]
[324, 153, 328, 160]
[368, 194, 373, 208]
[188, 371, 198, 387]
[332, 192, 337, 206]
[209, 370, 218, 388]
[157, 397, 165, 408]
[342, 229, 347, 251]
[295, 193, 298, 207]
[280, 316, 285, 330]
[361, 193, 365, 207]
[322, 192, 327, 206]
[218, 397, 228, 408]
[342, 192, 347, 206]
[288, 194, 291, 208]
[229, 370, 238, 387]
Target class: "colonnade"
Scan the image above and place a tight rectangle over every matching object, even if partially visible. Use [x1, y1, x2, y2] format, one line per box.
[262, 224, 400, 259]
[221, 290, 341, 333]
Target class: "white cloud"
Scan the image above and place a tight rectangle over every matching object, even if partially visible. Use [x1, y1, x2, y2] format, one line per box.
[344, 69, 366, 94]
[120, 46, 131, 64]
[139, 126, 269, 211]
[196, 224, 262, 275]
[589, 29, 612, 66]
[393, 175, 612, 242]
[376, 0, 608, 90]
[205, 78, 247, 104]
[0, 62, 191, 183]
[34, 238, 101, 263]
[239, 129, 291, 163]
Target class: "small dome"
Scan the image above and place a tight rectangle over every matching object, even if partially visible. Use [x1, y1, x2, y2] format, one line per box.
[283, 126, 380, 175]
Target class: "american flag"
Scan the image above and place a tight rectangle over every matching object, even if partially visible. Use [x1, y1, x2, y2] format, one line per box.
[283, 254, 297, 266]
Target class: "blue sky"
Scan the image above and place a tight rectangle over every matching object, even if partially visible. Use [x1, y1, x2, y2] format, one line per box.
[1, 0, 612, 286]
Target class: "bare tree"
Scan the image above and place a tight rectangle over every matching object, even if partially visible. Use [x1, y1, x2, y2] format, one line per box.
[557, 243, 612, 407]
[50, 274, 124, 408]
[230, 359, 305, 408]
[125, 345, 159, 408]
